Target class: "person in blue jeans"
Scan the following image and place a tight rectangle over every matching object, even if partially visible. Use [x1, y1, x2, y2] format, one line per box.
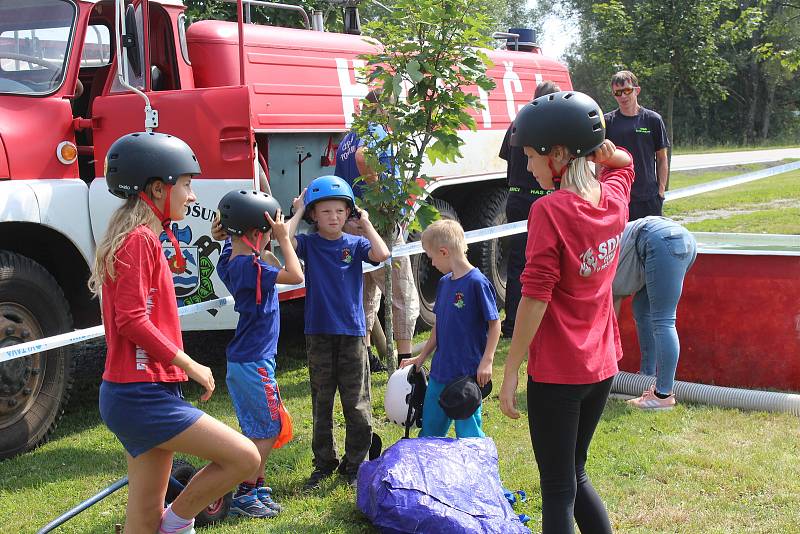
[400, 219, 501, 437]
[613, 216, 697, 409]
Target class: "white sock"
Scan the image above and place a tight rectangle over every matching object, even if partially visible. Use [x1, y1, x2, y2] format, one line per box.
[159, 504, 194, 533]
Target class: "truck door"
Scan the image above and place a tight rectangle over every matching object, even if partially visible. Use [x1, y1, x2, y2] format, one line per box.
[88, 1, 255, 331]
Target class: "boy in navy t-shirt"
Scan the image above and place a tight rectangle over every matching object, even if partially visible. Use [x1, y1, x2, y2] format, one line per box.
[213, 190, 304, 519]
[401, 219, 501, 437]
[287, 175, 390, 489]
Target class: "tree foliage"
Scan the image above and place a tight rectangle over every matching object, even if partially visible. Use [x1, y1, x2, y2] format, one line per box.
[558, 0, 800, 147]
[348, 0, 495, 371]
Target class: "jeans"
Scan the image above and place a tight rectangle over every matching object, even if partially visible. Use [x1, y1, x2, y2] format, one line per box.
[528, 376, 614, 534]
[631, 220, 697, 395]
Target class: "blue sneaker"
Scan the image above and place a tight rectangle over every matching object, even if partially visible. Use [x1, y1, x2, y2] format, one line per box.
[256, 486, 282, 513]
[230, 491, 278, 518]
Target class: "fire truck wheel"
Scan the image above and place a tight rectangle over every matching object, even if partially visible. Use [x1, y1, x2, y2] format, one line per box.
[463, 186, 509, 310]
[410, 198, 460, 331]
[0, 252, 75, 460]
[166, 459, 231, 526]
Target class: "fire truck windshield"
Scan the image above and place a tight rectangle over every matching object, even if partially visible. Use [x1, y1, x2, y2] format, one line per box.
[0, 0, 76, 96]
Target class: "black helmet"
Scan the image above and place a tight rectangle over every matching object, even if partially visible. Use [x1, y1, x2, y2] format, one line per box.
[105, 132, 201, 199]
[510, 91, 605, 157]
[217, 189, 282, 235]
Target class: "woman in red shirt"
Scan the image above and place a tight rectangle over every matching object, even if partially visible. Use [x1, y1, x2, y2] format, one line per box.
[499, 92, 634, 534]
[88, 133, 260, 534]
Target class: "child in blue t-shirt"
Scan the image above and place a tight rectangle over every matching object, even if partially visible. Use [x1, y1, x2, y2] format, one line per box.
[400, 219, 501, 438]
[213, 190, 304, 519]
[287, 175, 390, 489]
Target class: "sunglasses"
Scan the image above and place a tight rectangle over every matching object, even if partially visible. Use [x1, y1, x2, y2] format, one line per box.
[613, 87, 636, 97]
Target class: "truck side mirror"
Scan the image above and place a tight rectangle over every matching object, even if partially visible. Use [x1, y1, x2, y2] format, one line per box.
[123, 5, 142, 78]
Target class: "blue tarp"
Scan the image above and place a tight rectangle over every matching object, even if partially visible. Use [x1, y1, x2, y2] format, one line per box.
[356, 437, 529, 534]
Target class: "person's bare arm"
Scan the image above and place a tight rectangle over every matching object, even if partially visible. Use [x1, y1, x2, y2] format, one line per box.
[499, 297, 548, 419]
[355, 146, 379, 185]
[656, 148, 669, 196]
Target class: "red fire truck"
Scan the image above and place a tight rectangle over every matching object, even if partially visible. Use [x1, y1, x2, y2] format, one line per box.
[0, 0, 571, 458]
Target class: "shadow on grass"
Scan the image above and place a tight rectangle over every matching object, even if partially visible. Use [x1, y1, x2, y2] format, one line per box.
[0, 446, 125, 492]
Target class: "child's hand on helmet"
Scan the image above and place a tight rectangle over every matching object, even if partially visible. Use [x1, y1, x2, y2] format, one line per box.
[588, 139, 617, 164]
[292, 188, 306, 215]
[211, 215, 228, 241]
[267, 209, 288, 241]
[399, 354, 423, 370]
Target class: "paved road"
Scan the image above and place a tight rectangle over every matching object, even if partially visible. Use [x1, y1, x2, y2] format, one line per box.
[672, 148, 800, 171]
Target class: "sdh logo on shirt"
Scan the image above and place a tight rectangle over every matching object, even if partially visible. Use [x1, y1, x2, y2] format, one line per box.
[578, 234, 622, 277]
[635, 127, 651, 134]
[341, 248, 353, 264]
[453, 292, 465, 309]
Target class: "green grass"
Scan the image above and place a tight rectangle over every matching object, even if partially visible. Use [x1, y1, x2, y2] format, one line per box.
[2, 337, 800, 533]
[672, 143, 800, 155]
[667, 160, 798, 190]
[664, 163, 800, 234]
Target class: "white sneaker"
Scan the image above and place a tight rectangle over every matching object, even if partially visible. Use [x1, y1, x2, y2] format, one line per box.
[627, 386, 676, 410]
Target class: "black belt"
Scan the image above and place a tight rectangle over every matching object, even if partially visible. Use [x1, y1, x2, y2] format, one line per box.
[509, 186, 549, 196]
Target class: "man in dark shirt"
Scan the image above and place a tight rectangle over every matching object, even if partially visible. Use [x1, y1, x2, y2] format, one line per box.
[498, 80, 559, 338]
[603, 70, 670, 221]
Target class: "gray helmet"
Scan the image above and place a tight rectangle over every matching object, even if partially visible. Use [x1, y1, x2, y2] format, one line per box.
[510, 91, 605, 157]
[105, 132, 201, 199]
[217, 189, 282, 235]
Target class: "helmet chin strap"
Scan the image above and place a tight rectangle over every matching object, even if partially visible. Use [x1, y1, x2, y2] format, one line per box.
[240, 233, 264, 304]
[138, 187, 187, 273]
[547, 155, 576, 191]
[547, 158, 563, 190]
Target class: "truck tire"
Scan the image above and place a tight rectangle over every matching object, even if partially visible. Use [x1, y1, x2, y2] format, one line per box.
[410, 198, 460, 331]
[462, 186, 509, 309]
[0, 251, 75, 459]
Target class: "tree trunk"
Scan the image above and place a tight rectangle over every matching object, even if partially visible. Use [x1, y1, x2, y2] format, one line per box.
[665, 85, 675, 150]
[761, 81, 776, 141]
[743, 51, 761, 145]
[383, 247, 397, 375]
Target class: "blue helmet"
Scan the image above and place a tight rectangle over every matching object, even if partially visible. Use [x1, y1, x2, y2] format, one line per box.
[303, 175, 356, 222]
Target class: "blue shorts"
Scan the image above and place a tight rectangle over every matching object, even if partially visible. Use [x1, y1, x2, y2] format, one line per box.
[99, 381, 204, 458]
[420, 376, 485, 438]
[226, 358, 283, 439]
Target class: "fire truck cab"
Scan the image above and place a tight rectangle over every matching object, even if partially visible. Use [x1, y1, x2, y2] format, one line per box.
[0, 0, 571, 458]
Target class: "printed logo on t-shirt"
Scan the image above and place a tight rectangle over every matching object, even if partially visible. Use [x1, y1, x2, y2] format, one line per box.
[341, 248, 353, 264]
[635, 127, 651, 134]
[578, 234, 621, 277]
[453, 292, 465, 309]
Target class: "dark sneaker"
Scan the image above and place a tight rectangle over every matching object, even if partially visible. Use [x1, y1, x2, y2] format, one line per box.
[256, 486, 282, 513]
[303, 468, 335, 490]
[368, 347, 386, 373]
[346, 471, 358, 488]
[230, 491, 278, 518]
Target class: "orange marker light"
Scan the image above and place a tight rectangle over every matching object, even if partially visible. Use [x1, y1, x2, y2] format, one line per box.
[57, 141, 78, 164]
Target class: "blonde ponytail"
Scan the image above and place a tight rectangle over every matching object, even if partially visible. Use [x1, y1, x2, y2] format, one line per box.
[88, 196, 159, 296]
[561, 157, 596, 196]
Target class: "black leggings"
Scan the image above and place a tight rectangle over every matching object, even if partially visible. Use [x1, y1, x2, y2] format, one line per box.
[527, 376, 614, 534]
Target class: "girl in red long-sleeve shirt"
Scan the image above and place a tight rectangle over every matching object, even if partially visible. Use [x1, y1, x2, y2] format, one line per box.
[499, 92, 634, 534]
[89, 132, 259, 534]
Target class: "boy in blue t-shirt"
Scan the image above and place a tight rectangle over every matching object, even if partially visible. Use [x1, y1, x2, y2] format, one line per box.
[400, 219, 501, 438]
[213, 190, 304, 519]
[287, 175, 390, 489]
